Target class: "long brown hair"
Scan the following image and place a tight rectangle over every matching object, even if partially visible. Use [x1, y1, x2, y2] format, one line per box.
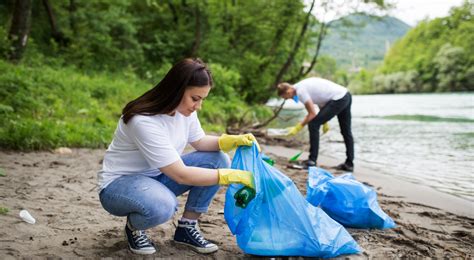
[122, 58, 213, 124]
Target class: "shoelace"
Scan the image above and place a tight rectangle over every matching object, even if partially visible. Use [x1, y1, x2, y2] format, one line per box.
[132, 230, 153, 247]
[186, 225, 208, 245]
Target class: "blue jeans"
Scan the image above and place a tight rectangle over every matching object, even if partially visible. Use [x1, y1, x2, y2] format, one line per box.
[99, 151, 229, 230]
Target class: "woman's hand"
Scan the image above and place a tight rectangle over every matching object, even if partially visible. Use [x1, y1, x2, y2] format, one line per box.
[217, 169, 254, 189]
[218, 133, 260, 152]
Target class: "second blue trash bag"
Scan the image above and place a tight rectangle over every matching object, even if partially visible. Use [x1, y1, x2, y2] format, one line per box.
[306, 167, 396, 229]
[224, 144, 360, 257]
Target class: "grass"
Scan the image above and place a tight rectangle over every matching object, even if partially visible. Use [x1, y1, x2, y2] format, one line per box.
[0, 60, 271, 150]
[0, 207, 8, 215]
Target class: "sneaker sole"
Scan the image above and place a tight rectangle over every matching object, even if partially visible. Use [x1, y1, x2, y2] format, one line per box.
[124, 230, 156, 255]
[173, 240, 218, 254]
[129, 246, 156, 255]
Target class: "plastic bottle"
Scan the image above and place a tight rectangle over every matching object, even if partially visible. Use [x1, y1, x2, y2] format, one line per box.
[262, 154, 275, 166]
[234, 186, 256, 208]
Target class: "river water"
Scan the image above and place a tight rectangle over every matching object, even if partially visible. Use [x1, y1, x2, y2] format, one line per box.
[268, 93, 474, 201]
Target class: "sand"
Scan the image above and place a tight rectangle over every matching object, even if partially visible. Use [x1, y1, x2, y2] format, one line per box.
[0, 147, 473, 258]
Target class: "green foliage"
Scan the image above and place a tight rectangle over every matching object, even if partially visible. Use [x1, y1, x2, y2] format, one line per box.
[0, 0, 315, 104]
[0, 0, 394, 149]
[0, 26, 9, 58]
[376, 2, 474, 93]
[199, 96, 273, 132]
[372, 70, 419, 93]
[433, 43, 470, 91]
[0, 60, 269, 149]
[0, 60, 146, 149]
[314, 56, 338, 80]
[348, 68, 376, 94]
[208, 63, 241, 100]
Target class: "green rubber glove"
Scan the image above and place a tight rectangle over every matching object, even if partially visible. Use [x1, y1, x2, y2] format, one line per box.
[218, 133, 260, 152]
[217, 169, 255, 189]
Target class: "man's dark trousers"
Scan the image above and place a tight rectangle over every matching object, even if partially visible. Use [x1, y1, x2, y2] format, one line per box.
[307, 92, 354, 165]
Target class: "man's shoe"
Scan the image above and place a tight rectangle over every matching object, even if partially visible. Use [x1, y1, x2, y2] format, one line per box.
[335, 162, 354, 172]
[125, 223, 156, 255]
[173, 220, 218, 254]
[302, 159, 317, 169]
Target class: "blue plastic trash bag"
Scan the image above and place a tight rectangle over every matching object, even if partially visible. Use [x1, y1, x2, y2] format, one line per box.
[306, 167, 396, 229]
[224, 144, 360, 257]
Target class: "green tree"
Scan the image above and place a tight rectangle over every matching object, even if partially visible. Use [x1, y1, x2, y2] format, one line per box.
[375, 1, 473, 93]
[434, 43, 470, 91]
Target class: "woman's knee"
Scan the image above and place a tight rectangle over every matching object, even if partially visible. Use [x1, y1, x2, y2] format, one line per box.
[147, 198, 178, 225]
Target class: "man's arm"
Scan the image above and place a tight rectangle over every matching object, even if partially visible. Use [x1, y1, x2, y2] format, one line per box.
[300, 100, 317, 126]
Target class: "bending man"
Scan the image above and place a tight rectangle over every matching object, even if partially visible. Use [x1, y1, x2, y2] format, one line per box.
[277, 77, 354, 171]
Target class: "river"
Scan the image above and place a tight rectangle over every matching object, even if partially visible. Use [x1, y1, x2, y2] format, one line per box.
[268, 93, 474, 201]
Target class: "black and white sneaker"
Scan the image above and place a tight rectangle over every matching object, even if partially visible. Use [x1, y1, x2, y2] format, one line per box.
[302, 159, 317, 169]
[125, 222, 156, 255]
[335, 162, 354, 172]
[173, 220, 218, 254]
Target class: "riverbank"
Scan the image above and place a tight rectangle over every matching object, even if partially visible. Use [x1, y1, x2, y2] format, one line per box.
[261, 144, 474, 218]
[0, 147, 472, 258]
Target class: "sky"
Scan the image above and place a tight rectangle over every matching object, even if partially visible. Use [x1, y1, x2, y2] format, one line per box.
[309, 0, 467, 26]
[387, 0, 466, 26]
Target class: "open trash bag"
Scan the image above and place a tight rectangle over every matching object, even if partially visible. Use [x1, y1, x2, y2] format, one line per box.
[306, 167, 396, 229]
[224, 144, 360, 257]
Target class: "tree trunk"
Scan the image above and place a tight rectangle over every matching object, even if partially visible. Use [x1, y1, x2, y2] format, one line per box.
[269, 0, 316, 91]
[68, 0, 77, 35]
[290, 21, 328, 82]
[189, 4, 201, 57]
[8, 0, 32, 62]
[42, 0, 68, 46]
[167, 0, 179, 24]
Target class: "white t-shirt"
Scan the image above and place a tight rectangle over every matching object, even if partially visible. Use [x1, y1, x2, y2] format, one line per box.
[295, 77, 347, 108]
[97, 112, 205, 192]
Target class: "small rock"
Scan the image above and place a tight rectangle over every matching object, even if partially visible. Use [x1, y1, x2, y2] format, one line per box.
[54, 147, 73, 155]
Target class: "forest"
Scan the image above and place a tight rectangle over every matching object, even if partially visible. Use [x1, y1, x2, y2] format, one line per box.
[0, 0, 472, 150]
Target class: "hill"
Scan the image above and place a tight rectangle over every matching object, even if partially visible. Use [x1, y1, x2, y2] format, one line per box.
[319, 13, 411, 70]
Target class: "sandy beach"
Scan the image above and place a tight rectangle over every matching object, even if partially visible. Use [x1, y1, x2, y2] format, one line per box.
[0, 146, 473, 258]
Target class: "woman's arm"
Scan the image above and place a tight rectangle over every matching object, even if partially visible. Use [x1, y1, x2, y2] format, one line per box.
[190, 135, 219, 151]
[160, 160, 219, 186]
[159, 159, 254, 189]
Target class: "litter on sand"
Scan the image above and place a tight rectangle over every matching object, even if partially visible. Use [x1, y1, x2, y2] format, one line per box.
[19, 209, 36, 224]
[266, 128, 290, 137]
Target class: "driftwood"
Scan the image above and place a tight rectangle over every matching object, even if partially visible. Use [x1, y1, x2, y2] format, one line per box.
[225, 99, 307, 149]
[226, 99, 287, 135]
